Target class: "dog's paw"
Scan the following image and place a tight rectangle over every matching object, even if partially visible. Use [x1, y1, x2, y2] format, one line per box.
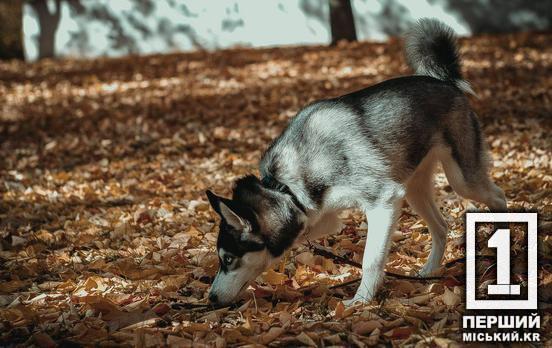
[418, 264, 443, 278]
[418, 265, 435, 278]
[343, 294, 371, 307]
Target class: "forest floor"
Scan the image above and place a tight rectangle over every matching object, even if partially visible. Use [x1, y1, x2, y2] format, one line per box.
[0, 32, 551, 347]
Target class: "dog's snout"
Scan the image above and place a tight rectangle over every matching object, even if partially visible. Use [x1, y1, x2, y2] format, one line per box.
[208, 293, 218, 304]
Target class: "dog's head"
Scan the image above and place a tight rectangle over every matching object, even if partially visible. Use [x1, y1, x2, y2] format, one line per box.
[206, 175, 305, 306]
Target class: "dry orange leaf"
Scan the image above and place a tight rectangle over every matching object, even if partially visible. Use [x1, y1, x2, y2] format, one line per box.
[352, 320, 383, 335]
[442, 287, 461, 307]
[263, 269, 289, 286]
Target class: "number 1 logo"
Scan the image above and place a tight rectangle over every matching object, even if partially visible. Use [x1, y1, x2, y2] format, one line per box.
[466, 213, 538, 310]
[487, 229, 521, 295]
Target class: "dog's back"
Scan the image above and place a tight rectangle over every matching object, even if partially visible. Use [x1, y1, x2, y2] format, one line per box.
[260, 19, 493, 212]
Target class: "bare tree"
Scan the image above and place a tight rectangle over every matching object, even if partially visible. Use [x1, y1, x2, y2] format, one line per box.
[29, 0, 62, 59]
[329, 0, 357, 45]
[0, 0, 24, 60]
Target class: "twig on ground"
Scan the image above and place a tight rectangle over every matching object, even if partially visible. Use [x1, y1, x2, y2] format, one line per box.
[171, 302, 211, 310]
[329, 278, 360, 289]
[309, 242, 444, 281]
[309, 242, 361, 268]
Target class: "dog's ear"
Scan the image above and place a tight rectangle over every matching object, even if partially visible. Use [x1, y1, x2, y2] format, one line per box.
[206, 190, 264, 244]
[206, 190, 248, 231]
[218, 201, 248, 231]
[206, 190, 223, 214]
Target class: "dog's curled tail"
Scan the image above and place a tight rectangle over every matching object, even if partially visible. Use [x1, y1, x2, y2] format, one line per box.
[405, 18, 475, 96]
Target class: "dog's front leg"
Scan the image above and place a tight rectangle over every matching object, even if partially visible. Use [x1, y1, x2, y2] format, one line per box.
[344, 201, 401, 306]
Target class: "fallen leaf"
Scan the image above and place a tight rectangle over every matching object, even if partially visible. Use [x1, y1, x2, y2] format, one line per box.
[260, 326, 284, 344]
[296, 332, 317, 346]
[442, 287, 461, 307]
[263, 269, 288, 286]
[352, 320, 383, 335]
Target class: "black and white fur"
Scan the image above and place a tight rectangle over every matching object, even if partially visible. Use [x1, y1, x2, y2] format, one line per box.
[206, 19, 506, 306]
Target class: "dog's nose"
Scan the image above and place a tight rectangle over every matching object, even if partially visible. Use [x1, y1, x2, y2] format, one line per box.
[208, 293, 218, 304]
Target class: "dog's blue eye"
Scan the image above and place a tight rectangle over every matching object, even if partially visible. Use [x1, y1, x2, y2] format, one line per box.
[223, 255, 234, 265]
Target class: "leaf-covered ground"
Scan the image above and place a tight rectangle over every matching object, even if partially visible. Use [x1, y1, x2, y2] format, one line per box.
[0, 32, 551, 347]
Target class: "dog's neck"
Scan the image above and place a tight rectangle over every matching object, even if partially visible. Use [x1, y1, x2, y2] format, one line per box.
[261, 174, 307, 214]
[258, 174, 310, 256]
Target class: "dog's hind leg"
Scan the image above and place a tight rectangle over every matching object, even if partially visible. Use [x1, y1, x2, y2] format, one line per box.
[441, 151, 507, 212]
[406, 152, 448, 277]
[440, 111, 507, 212]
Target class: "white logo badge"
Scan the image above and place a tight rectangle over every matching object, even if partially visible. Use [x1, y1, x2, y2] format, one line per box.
[466, 213, 537, 310]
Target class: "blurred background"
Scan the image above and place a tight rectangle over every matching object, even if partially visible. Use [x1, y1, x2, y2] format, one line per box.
[0, 2, 551, 346]
[0, 0, 551, 61]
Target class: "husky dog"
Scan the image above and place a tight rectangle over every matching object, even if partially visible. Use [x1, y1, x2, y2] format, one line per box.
[206, 19, 506, 306]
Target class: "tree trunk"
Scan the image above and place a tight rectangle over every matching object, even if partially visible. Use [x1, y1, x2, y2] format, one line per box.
[30, 0, 62, 59]
[0, 0, 24, 60]
[329, 0, 357, 45]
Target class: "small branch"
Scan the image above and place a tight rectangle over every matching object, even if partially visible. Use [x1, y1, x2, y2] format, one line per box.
[386, 271, 442, 281]
[171, 301, 236, 312]
[329, 278, 360, 289]
[309, 243, 444, 281]
[171, 302, 211, 310]
[309, 242, 361, 268]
